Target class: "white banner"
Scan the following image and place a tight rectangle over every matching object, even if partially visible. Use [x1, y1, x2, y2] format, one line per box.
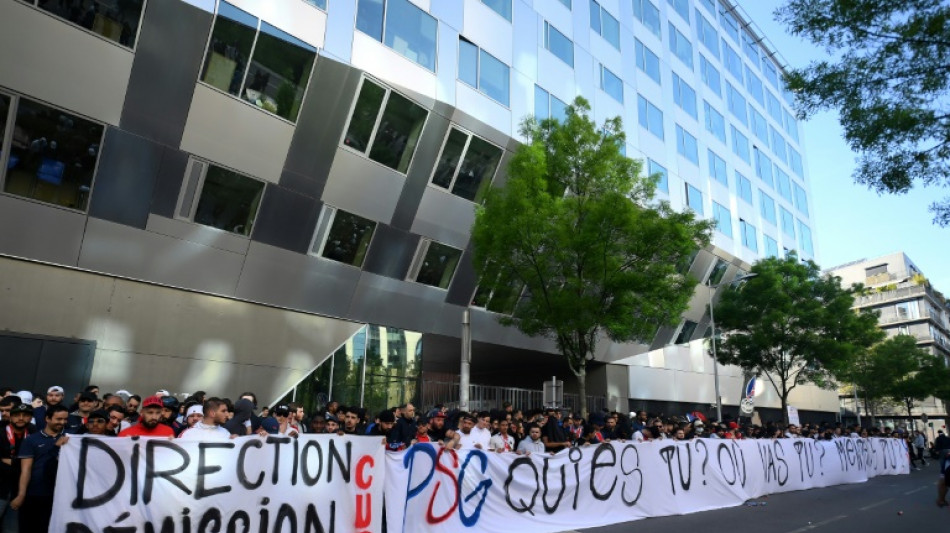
[51, 435, 386, 533]
[384, 437, 909, 533]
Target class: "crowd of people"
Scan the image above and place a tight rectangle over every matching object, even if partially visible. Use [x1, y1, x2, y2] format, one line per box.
[0, 384, 945, 531]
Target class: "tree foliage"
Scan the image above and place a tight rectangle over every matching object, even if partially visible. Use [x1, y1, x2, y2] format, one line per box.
[778, 0, 950, 225]
[868, 334, 950, 418]
[471, 97, 712, 418]
[713, 255, 884, 423]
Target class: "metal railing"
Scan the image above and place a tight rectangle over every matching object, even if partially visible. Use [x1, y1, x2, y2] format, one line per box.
[854, 283, 941, 307]
[421, 380, 606, 414]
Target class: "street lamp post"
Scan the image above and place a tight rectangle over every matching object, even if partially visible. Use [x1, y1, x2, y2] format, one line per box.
[708, 273, 758, 422]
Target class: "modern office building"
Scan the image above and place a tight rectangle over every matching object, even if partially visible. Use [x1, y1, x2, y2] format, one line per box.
[0, 0, 831, 419]
[828, 253, 950, 425]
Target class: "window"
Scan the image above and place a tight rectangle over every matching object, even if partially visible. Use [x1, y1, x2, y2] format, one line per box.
[753, 148, 773, 187]
[736, 172, 752, 204]
[894, 302, 919, 320]
[685, 182, 704, 214]
[780, 206, 795, 238]
[793, 182, 809, 215]
[599, 64, 624, 103]
[723, 41, 742, 80]
[708, 258, 729, 285]
[472, 275, 522, 314]
[695, 10, 719, 58]
[535, 85, 568, 122]
[713, 202, 732, 238]
[708, 150, 727, 186]
[770, 126, 787, 163]
[303, 0, 327, 8]
[672, 73, 697, 118]
[766, 91, 783, 124]
[28, 0, 145, 48]
[750, 108, 768, 144]
[544, 21, 574, 67]
[649, 159, 669, 193]
[699, 55, 722, 96]
[669, 23, 694, 69]
[459, 37, 511, 106]
[638, 95, 665, 139]
[784, 110, 800, 143]
[481, 0, 512, 21]
[676, 124, 699, 164]
[720, 6, 739, 43]
[759, 190, 776, 224]
[726, 82, 747, 125]
[634, 0, 662, 38]
[763, 60, 779, 89]
[201, 2, 317, 122]
[742, 30, 760, 66]
[343, 78, 428, 174]
[635, 39, 662, 84]
[590, 1, 621, 49]
[410, 240, 463, 289]
[739, 219, 758, 252]
[731, 125, 750, 163]
[797, 220, 813, 255]
[865, 264, 888, 277]
[177, 159, 265, 236]
[675, 320, 698, 344]
[704, 101, 726, 143]
[667, 0, 689, 22]
[764, 234, 778, 257]
[312, 207, 377, 267]
[357, 0, 438, 72]
[745, 67, 764, 105]
[1, 95, 104, 212]
[431, 128, 503, 203]
[789, 147, 803, 177]
[776, 167, 792, 201]
[557, 0, 572, 8]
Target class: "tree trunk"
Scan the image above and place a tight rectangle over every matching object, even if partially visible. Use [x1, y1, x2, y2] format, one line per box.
[577, 364, 588, 421]
[781, 391, 789, 426]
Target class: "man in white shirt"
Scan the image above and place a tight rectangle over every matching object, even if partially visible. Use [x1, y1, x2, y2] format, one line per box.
[489, 419, 515, 453]
[178, 399, 232, 441]
[457, 412, 491, 449]
[516, 425, 546, 454]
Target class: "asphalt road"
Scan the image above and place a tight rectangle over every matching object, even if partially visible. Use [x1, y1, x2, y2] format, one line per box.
[566, 458, 943, 533]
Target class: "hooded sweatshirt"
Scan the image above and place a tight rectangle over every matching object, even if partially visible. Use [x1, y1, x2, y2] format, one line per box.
[224, 399, 255, 436]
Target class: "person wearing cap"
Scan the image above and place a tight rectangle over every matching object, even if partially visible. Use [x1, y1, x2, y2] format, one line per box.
[118, 396, 174, 437]
[268, 405, 299, 437]
[159, 396, 184, 435]
[10, 404, 69, 532]
[183, 404, 204, 429]
[32, 386, 64, 432]
[324, 414, 341, 434]
[427, 411, 456, 446]
[64, 391, 98, 435]
[1, 402, 35, 528]
[179, 399, 232, 441]
[411, 417, 432, 445]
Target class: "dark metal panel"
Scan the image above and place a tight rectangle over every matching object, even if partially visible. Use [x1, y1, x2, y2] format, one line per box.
[251, 185, 322, 254]
[282, 57, 363, 198]
[361, 224, 420, 280]
[120, 0, 212, 146]
[391, 113, 451, 230]
[88, 128, 163, 229]
[149, 147, 190, 218]
[445, 247, 477, 306]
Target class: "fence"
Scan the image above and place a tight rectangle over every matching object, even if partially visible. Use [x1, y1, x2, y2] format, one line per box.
[421, 379, 607, 414]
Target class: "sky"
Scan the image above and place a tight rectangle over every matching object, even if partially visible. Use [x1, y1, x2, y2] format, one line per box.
[736, 1, 950, 292]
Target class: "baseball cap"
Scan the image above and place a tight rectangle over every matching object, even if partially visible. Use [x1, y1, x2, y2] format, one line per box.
[10, 403, 33, 415]
[186, 404, 203, 417]
[430, 411, 446, 419]
[377, 410, 396, 423]
[156, 389, 171, 397]
[141, 395, 164, 409]
[47, 386, 64, 394]
[78, 392, 98, 402]
[273, 404, 291, 417]
[15, 391, 33, 404]
[261, 417, 280, 434]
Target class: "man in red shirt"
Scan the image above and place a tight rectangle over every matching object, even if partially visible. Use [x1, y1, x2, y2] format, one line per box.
[118, 396, 174, 437]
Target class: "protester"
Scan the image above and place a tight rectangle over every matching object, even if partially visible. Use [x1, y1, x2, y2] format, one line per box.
[118, 396, 174, 437]
[516, 425, 546, 454]
[10, 404, 69, 532]
[179, 398, 232, 441]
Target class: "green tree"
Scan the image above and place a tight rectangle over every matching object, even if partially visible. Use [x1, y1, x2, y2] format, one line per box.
[471, 97, 712, 419]
[873, 334, 950, 423]
[713, 255, 883, 424]
[778, 0, 950, 225]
